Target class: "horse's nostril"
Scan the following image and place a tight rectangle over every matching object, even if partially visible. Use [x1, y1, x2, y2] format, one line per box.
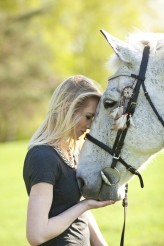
[77, 178, 85, 190]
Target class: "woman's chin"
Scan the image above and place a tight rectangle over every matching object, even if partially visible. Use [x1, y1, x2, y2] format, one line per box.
[77, 133, 85, 140]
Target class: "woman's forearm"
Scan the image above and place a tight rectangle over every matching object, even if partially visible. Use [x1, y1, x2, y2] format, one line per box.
[28, 199, 88, 245]
[45, 200, 89, 241]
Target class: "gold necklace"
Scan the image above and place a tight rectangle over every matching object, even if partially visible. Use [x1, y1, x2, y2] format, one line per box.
[54, 145, 75, 169]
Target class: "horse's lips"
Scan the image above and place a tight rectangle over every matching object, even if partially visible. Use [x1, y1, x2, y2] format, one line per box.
[79, 181, 122, 201]
[98, 184, 122, 201]
[80, 189, 100, 200]
[77, 176, 100, 200]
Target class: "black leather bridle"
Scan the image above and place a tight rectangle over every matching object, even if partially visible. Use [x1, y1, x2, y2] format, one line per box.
[85, 45, 164, 246]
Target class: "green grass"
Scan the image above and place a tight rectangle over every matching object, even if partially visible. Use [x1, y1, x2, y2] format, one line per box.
[0, 141, 29, 246]
[0, 141, 163, 246]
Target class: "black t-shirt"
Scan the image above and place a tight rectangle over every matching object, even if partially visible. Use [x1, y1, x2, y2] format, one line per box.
[23, 145, 90, 246]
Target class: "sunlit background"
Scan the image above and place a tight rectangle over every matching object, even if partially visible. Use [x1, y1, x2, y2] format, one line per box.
[0, 0, 164, 245]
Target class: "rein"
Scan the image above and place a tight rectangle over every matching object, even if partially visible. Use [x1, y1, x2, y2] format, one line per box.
[85, 45, 164, 246]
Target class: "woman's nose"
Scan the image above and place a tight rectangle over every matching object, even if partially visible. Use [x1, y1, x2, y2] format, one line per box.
[86, 120, 92, 129]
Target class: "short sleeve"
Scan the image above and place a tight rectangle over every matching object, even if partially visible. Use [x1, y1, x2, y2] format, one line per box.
[24, 145, 61, 187]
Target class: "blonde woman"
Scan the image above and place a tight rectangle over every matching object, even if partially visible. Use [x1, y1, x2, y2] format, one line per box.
[23, 75, 115, 246]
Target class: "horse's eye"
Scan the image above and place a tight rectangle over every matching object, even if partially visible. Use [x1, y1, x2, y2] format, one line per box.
[103, 100, 117, 109]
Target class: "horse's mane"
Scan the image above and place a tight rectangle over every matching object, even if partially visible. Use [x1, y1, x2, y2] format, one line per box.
[128, 31, 164, 53]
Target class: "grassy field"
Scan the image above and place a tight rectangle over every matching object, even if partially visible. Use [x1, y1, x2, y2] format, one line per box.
[0, 141, 163, 246]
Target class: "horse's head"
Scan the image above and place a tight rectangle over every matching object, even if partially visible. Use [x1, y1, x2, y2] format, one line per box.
[77, 30, 164, 201]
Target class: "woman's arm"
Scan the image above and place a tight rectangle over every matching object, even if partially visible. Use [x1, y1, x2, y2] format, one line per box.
[87, 211, 109, 246]
[26, 182, 114, 246]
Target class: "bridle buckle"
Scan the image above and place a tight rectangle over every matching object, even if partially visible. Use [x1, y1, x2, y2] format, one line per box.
[113, 153, 120, 160]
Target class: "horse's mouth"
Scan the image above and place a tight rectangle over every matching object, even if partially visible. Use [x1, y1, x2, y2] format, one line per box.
[78, 179, 123, 202]
[80, 183, 122, 201]
[98, 184, 122, 201]
[77, 177, 100, 200]
[77, 167, 124, 201]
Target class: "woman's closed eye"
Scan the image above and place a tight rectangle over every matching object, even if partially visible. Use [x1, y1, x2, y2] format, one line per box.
[86, 115, 94, 120]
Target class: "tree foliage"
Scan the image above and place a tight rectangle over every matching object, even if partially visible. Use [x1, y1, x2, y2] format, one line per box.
[0, 0, 162, 142]
[0, 1, 55, 141]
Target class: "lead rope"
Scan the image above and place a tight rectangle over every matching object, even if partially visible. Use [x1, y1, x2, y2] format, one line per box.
[120, 184, 128, 246]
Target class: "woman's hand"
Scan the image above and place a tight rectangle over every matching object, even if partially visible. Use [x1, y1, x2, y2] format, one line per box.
[82, 199, 115, 210]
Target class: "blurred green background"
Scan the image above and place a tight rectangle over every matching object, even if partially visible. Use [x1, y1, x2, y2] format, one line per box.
[0, 0, 164, 245]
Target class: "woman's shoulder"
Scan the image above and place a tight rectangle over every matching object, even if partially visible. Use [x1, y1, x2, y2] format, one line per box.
[28, 144, 54, 152]
[23, 145, 61, 190]
[25, 145, 61, 167]
[27, 145, 57, 157]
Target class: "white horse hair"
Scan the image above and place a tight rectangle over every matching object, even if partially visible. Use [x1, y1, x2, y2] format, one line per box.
[76, 30, 164, 201]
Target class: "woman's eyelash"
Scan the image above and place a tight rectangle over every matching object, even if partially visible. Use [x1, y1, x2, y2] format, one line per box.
[86, 115, 93, 120]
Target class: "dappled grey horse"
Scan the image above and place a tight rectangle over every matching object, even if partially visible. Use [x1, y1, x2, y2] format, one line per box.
[77, 30, 164, 201]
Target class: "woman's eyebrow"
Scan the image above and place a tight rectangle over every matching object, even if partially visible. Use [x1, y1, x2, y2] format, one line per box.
[86, 112, 95, 116]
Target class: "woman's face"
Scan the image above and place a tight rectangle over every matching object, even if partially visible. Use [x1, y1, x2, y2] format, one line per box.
[75, 98, 99, 140]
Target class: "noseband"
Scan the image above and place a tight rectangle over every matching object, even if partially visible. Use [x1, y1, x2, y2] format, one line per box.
[86, 45, 164, 188]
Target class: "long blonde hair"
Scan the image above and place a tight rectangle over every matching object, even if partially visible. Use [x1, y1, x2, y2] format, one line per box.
[28, 75, 101, 149]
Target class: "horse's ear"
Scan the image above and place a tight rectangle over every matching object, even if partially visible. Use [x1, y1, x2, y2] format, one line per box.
[100, 29, 133, 63]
